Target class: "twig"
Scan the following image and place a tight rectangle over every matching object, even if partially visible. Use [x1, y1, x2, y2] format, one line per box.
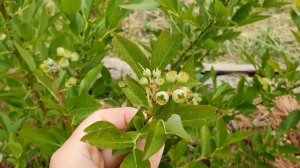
[173, 20, 214, 68]
[0, 2, 10, 20]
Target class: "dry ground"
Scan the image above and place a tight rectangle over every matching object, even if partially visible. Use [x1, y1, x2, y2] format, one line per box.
[119, 1, 299, 63]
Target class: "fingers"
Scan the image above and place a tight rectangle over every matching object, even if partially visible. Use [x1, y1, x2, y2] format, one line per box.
[66, 107, 138, 168]
[59, 107, 163, 168]
[70, 107, 138, 141]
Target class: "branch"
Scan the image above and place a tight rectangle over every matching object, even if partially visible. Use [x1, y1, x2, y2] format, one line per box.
[0, 2, 9, 20]
[173, 20, 214, 68]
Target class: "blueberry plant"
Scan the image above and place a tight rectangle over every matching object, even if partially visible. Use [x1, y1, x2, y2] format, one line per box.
[0, 0, 299, 167]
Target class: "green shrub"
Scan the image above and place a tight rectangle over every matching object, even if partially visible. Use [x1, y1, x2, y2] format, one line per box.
[0, 0, 299, 167]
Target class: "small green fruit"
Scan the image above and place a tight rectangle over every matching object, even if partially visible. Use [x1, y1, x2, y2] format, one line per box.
[0, 34, 6, 41]
[70, 52, 79, 62]
[56, 47, 65, 57]
[139, 77, 149, 85]
[181, 87, 193, 98]
[40, 63, 49, 73]
[65, 77, 77, 88]
[177, 71, 189, 83]
[172, 89, 186, 103]
[143, 68, 152, 77]
[59, 57, 69, 68]
[166, 71, 177, 83]
[45, 58, 55, 66]
[152, 68, 161, 78]
[156, 91, 169, 105]
[154, 77, 165, 86]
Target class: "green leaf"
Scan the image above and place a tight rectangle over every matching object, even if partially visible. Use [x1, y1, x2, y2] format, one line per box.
[151, 29, 183, 69]
[57, 70, 67, 88]
[184, 161, 208, 168]
[291, 10, 300, 30]
[239, 15, 269, 26]
[126, 109, 145, 132]
[34, 70, 59, 101]
[182, 55, 195, 79]
[0, 61, 10, 74]
[216, 119, 227, 148]
[113, 33, 150, 77]
[69, 13, 84, 34]
[7, 142, 23, 158]
[157, 0, 178, 12]
[0, 112, 13, 134]
[120, 0, 160, 10]
[167, 140, 187, 164]
[133, 116, 145, 131]
[213, 0, 229, 17]
[226, 131, 253, 145]
[212, 146, 235, 159]
[81, 128, 134, 149]
[200, 125, 212, 157]
[277, 110, 300, 137]
[241, 50, 257, 68]
[60, 0, 81, 17]
[121, 77, 149, 108]
[165, 114, 192, 142]
[231, 3, 252, 24]
[112, 148, 132, 157]
[38, 6, 49, 36]
[68, 94, 101, 122]
[79, 64, 103, 95]
[262, 0, 289, 8]
[20, 125, 60, 148]
[106, 0, 126, 29]
[174, 105, 216, 128]
[81, 0, 94, 18]
[154, 100, 175, 120]
[144, 120, 166, 159]
[12, 20, 36, 41]
[120, 149, 151, 168]
[84, 121, 117, 133]
[14, 42, 36, 71]
[277, 144, 300, 154]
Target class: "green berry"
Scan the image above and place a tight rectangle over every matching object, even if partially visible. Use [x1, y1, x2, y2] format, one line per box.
[177, 71, 189, 83]
[139, 77, 149, 85]
[64, 50, 72, 59]
[154, 77, 165, 86]
[143, 68, 151, 77]
[59, 57, 69, 68]
[70, 52, 79, 62]
[166, 71, 177, 83]
[56, 47, 65, 57]
[0, 34, 6, 41]
[45, 58, 55, 66]
[181, 87, 193, 98]
[156, 91, 169, 105]
[152, 68, 161, 78]
[40, 63, 49, 73]
[172, 89, 186, 103]
[65, 77, 77, 88]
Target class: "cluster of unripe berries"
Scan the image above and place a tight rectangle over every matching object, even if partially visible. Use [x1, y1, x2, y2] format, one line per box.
[65, 77, 77, 88]
[139, 68, 192, 105]
[40, 47, 79, 74]
[39, 47, 79, 88]
[56, 47, 79, 68]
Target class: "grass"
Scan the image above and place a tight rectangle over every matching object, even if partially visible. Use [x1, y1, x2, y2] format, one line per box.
[119, 2, 299, 64]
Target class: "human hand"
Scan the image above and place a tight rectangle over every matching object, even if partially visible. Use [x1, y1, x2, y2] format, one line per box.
[50, 107, 164, 168]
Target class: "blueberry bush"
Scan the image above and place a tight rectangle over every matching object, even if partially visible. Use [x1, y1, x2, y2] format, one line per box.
[0, 0, 299, 167]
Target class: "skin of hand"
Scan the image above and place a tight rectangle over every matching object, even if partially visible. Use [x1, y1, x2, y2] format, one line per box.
[50, 107, 164, 168]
